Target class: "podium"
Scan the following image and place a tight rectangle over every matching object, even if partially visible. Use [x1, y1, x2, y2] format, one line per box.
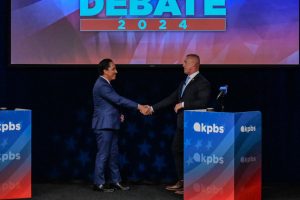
[0, 110, 31, 199]
[184, 111, 261, 200]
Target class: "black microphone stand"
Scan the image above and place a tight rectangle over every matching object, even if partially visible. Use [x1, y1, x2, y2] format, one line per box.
[216, 93, 225, 112]
[220, 96, 225, 112]
[216, 85, 228, 112]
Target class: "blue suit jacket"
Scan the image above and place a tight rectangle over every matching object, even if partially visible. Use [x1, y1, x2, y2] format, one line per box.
[92, 76, 138, 130]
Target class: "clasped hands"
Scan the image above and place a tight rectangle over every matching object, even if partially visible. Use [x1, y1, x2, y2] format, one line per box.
[138, 105, 153, 116]
[138, 102, 183, 116]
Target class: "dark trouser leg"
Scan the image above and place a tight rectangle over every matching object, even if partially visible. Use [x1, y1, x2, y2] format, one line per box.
[108, 130, 121, 184]
[94, 130, 113, 185]
[172, 128, 183, 180]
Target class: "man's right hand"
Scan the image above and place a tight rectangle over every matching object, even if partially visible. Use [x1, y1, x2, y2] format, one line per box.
[138, 105, 153, 115]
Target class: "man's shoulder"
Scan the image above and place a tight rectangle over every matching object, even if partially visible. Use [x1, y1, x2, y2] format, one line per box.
[194, 73, 210, 84]
[93, 77, 110, 92]
[95, 77, 109, 86]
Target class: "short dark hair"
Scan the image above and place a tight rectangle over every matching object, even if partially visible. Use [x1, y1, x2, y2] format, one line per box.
[186, 54, 200, 65]
[98, 58, 113, 75]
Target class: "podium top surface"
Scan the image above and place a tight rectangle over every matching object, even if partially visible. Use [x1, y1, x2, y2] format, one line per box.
[185, 110, 261, 115]
[0, 109, 31, 112]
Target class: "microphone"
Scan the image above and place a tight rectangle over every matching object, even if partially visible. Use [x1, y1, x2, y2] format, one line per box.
[216, 85, 228, 100]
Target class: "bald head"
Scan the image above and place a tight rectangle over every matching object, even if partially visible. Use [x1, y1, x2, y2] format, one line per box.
[186, 54, 200, 67]
[183, 54, 200, 75]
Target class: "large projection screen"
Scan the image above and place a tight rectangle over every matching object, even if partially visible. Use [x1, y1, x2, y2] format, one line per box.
[11, 0, 299, 65]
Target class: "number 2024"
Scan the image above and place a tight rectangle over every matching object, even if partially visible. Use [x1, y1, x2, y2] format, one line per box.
[118, 19, 188, 30]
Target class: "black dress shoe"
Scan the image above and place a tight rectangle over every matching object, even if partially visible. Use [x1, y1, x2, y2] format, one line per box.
[93, 184, 114, 192]
[174, 189, 184, 195]
[112, 183, 130, 191]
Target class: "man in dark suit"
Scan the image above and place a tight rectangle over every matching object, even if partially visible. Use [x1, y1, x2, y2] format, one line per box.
[92, 58, 148, 192]
[147, 54, 211, 195]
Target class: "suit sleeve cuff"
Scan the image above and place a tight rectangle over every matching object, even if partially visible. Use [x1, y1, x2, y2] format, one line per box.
[150, 106, 154, 113]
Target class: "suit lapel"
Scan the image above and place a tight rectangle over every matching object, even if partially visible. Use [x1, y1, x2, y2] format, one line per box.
[99, 76, 112, 87]
[180, 73, 200, 97]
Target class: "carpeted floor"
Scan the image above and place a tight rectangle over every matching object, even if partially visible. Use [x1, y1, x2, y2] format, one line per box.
[262, 183, 300, 200]
[24, 182, 300, 200]
[29, 183, 182, 200]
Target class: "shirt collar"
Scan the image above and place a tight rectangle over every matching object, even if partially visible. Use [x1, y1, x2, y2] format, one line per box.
[187, 71, 199, 80]
[100, 76, 110, 84]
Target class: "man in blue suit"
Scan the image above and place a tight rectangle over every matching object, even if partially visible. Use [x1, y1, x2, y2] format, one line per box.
[92, 58, 148, 192]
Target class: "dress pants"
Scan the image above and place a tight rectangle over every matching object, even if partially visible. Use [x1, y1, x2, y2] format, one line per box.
[94, 129, 121, 185]
[172, 128, 184, 180]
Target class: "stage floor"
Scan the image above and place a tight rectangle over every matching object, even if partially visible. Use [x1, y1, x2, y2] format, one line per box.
[24, 182, 300, 200]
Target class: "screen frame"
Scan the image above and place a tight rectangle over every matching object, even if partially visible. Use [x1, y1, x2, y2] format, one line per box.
[7, 1, 299, 68]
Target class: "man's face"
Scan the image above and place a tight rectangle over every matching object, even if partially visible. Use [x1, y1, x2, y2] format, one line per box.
[183, 57, 196, 75]
[104, 62, 118, 81]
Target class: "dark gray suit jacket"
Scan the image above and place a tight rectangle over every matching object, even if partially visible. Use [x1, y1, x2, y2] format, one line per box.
[153, 73, 210, 129]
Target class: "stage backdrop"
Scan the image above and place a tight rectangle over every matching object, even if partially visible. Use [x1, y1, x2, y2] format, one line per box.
[1, 67, 300, 184]
[11, 0, 299, 65]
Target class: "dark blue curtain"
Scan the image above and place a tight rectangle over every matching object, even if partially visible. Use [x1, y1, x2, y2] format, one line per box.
[1, 67, 299, 184]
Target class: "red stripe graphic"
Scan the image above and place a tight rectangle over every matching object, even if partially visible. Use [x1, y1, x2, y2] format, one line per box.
[80, 18, 226, 31]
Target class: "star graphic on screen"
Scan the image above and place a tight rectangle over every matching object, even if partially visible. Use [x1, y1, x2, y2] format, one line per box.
[162, 125, 175, 137]
[153, 155, 166, 172]
[126, 123, 138, 137]
[148, 131, 156, 139]
[75, 127, 83, 135]
[195, 140, 203, 149]
[49, 168, 60, 179]
[138, 140, 151, 156]
[65, 137, 76, 151]
[143, 116, 155, 126]
[186, 156, 194, 166]
[78, 150, 90, 167]
[128, 171, 139, 182]
[119, 153, 129, 168]
[76, 109, 88, 123]
[0, 138, 8, 149]
[184, 138, 191, 147]
[206, 141, 212, 150]
[138, 163, 146, 172]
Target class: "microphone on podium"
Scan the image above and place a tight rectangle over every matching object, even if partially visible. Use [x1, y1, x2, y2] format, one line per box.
[216, 85, 228, 111]
[216, 85, 228, 100]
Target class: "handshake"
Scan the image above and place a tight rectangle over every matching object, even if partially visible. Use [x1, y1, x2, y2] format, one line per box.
[138, 102, 184, 116]
[138, 105, 153, 116]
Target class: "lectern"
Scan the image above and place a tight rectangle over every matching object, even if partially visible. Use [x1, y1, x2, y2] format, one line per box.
[184, 111, 261, 200]
[0, 110, 31, 199]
